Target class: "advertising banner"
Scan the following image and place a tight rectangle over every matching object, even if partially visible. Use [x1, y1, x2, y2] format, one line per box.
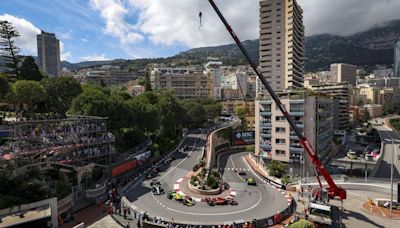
[111, 150, 151, 177]
[231, 131, 255, 145]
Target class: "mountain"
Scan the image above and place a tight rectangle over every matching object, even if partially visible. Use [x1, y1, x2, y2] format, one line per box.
[20, 19, 400, 73]
[61, 60, 119, 70]
[176, 19, 400, 72]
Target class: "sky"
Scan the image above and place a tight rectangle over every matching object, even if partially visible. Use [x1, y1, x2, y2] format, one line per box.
[0, 0, 399, 63]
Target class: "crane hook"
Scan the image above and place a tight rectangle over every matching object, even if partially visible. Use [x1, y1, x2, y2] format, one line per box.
[199, 11, 203, 28]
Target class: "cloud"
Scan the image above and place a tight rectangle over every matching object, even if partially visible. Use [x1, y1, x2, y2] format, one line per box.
[130, 0, 258, 48]
[125, 0, 400, 49]
[90, 0, 144, 44]
[81, 54, 109, 61]
[0, 14, 40, 54]
[299, 0, 400, 36]
[59, 41, 71, 61]
[58, 29, 73, 40]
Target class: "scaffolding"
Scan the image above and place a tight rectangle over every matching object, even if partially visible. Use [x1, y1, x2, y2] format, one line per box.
[0, 115, 116, 168]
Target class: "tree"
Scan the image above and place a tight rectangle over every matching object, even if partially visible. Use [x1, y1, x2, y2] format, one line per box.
[181, 101, 207, 128]
[204, 103, 222, 120]
[11, 80, 47, 112]
[137, 76, 146, 86]
[127, 97, 159, 133]
[235, 106, 248, 128]
[0, 73, 10, 99]
[158, 92, 184, 138]
[144, 74, 152, 91]
[268, 160, 286, 178]
[0, 20, 20, 78]
[19, 56, 43, 81]
[41, 77, 82, 114]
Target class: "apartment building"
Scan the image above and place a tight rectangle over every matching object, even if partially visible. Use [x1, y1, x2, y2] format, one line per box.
[364, 104, 383, 118]
[76, 69, 143, 86]
[357, 77, 400, 88]
[350, 86, 396, 107]
[220, 100, 256, 129]
[150, 67, 214, 99]
[204, 61, 223, 99]
[305, 82, 350, 130]
[255, 91, 334, 164]
[330, 63, 357, 86]
[257, 0, 305, 97]
[37, 30, 61, 77]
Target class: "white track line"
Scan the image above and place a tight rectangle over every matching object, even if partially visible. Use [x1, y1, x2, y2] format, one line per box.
[159, 142, 196, 181]
[230, 156, 246, 182]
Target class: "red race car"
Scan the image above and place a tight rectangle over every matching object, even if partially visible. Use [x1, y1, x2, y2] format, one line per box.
[205, 197, 238, 206]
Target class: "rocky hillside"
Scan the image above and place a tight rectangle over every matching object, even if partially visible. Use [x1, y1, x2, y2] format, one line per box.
[16, 19, 400, 72]
[177, 19, 400, 72]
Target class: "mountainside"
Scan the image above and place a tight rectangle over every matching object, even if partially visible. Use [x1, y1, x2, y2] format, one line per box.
[61, 60, 120, 70]
[177, 19, 400, 72]
[5, 20, 399, 73]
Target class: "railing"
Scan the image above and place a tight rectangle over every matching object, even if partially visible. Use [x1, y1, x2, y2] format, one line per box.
[57, 193, 73, 214]
[260, 111, 272, 116]
[85, 183, 107, 198]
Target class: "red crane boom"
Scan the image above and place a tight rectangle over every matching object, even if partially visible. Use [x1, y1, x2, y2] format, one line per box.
[208, 0, 346, 200]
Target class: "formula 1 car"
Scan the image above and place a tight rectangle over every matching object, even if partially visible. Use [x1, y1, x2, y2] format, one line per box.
[205, 197, 238, 206]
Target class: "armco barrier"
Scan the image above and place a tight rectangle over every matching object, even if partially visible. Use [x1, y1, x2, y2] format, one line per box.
[300, 182, 396, 195]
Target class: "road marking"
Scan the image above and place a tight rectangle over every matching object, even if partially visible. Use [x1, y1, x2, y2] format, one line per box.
[176, 178, 184, 183]
[173, 184, 180, 190]
[230, 157, 246, 182]
[159, 142, 196, 181]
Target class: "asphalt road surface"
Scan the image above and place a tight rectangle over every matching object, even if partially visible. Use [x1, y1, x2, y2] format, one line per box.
[122, 133, 289, 225]
[374, 124, 400, 179]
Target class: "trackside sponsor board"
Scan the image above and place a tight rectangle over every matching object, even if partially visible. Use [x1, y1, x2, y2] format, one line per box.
[231, 131, 255, 145]
[111, 150, 151, 177]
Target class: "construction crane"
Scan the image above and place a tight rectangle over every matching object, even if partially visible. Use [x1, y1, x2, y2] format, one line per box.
[207, 0, 346, 201]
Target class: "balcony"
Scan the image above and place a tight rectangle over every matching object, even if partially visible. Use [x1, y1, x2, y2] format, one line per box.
[289, 99, 304, 104]
[289, 134, 299, 140]
[290, 110, 304, 116]
[260, 111, 272, 116]
[260, 144, 272, 150]
[289, 147, 304, 153]
[260, 122, 272, 128]
[261, 133, 272, 138]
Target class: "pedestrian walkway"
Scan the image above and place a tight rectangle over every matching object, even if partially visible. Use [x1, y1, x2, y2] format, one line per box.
[60, 204, 106, 228]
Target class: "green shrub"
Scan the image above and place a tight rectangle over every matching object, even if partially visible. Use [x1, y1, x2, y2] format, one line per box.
[206, 175, 219, 189]
[268, 160, 286, 178]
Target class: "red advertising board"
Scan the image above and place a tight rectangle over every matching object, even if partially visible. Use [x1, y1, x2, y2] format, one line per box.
[111, 150, 151, 177]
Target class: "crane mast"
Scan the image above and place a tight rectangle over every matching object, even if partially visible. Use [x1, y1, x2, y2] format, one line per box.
[208, 0, 346, 201]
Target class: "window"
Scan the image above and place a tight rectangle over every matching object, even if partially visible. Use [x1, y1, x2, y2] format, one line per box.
[276, 139, 286, 144]
[276, 116, 285, 122]
[276, 127, 286, 133]
[276, 150, 286, 156]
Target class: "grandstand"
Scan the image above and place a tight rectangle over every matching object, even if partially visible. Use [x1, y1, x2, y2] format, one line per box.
[0, 115, 116, 168]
